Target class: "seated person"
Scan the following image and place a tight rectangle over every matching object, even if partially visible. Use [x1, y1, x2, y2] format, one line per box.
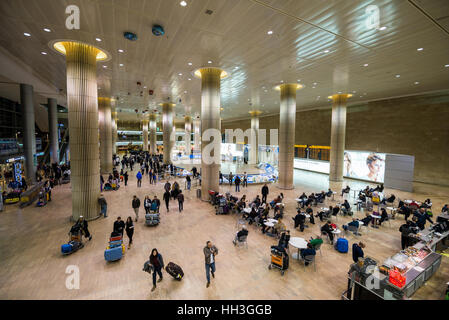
[309, 235, 323, 248]
[273, 218, 286, 235]
[278, 230, 290, 249]
[421, 198, 432, 209]
[321, 221, 335, 244]
[343, 218, 360, 231]
[382, 194, 396, 204]
[243, 207, 258, 224]
[292, 210, 306, 232]
[442, 204, 448, 213]
[305, 205, 315, 224]
[315, 206, 332, 222]
[251, 195, 261, 208]
[341, 186, 350, 196]
[360, 213, 373, 227]
[316, 191, 326, 203]
[269, 195, 283, 208]
[397, 204, 412, 220]
[300, 243, 316, 265]
[358, 192, 367, 202]
[326, 189, 333, 198]
[273, 206, 282, 220]
[379, 208, 389, 225]
[233, 227, 249, 244]
[341, 200, 352, 216]
[414, 208, 434, 230]
[332, 205, 340, 216]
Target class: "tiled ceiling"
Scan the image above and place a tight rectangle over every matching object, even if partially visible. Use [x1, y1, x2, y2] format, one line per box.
[0, 0, 448, 123]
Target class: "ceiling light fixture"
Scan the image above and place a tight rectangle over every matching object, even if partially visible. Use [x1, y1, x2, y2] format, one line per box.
[188, 78, 191, 81]
[119, 63, 124, 67]
[414, 81, 420, 85]
[178, 73, 182, 76]
[395, 74, 400, 78]
[323, 50, 329, 53]
[24, 32, 31, 37]
[41, 52, 47, 55]
[103, 65, 107, 68]
[207, 60, 212, 64]
[118, 49, 124, 53]
[188, 62, 192, 66]
[267, 30, 273, 35]
[378, 26, 387, 31]
[95, 38, 102, 42]
[363, 64, 369, 67]
[417, 48, 423, 51]
[180, 1, 187, 6]
[43, 28, 51, 32]
[445, 64, 449, 68]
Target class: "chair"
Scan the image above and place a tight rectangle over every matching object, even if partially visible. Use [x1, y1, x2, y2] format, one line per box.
[313, 243, 323, 257]
[302, 255, 316, 272]
[236, 218, 246, 229]
[234, 235, 248, 248]
[346, 225, 361, 237]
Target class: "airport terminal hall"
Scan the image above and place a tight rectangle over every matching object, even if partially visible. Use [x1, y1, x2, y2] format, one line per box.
[1, 0, 449, 303]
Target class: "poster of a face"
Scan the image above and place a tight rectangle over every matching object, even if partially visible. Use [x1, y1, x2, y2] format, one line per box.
[343, 151, 386, 183]
[221, 143, 243, 160]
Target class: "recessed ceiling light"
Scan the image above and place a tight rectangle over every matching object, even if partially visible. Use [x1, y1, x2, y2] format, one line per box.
[395, 74, 400, 78]
[119, 63, 124, 67]
[280, 80, 284, 83]
[43, 28, 51, 32]
[95, 38, 102, 42]
[41, 52, 47, 55]
[24, 32, 31, 37]
[417, 48, 423, 51]
[143, 86, 147, 88]
[103, 65, 107, 68]
[297, 79, 301, 82]
[267, 30, 273, 35]
[414, 81, 420, 85]
[378, 26, 387, 31]
[188, 78, 191, 81]
[363, 64, 369, 67]
[207, 60, 212, 64]
[188, 62, 192, 66]
[313, 82, 317, 85]
[184, 91, 187, 93]
[445, 64, 449, 68]
[180, 1, 187, 6]
[352, 91, 356, 93]
[178, 73, 182, 76]
[323, 50, 330, 53]
[118, 49, 124, 53]
[312, 87, 316, 89]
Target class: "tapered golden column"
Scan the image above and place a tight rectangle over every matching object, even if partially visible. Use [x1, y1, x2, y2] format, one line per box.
[99, 97, 113, 174]
[277, 83, 303, 190]
[149, 114, 157, 155]
[111, 111, 117, 155]
[161, 103, 175, 164]
[195, 67, 228, 200]
[249, 110, 262, 165]
[142, 119, 149, 152]
[328, 94, 352, 182]
[53, 40, 109, 220]
[184, 115, 192, 156]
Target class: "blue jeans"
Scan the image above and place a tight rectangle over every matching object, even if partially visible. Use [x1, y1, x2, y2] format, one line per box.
[205, 262, 216, 283]
[235, 184, 240, 192]
[187, 181, 191, 190]
[101, 204, 107, 217]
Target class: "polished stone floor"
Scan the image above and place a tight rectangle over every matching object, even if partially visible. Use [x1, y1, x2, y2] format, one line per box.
[0, 166, 448, 300]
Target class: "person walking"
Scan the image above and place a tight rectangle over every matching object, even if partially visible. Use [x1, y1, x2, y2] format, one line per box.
[261, 184, 269, 204]
[163, 190, 171, 212]
[76, 216, 92, 241]
[132, 195, 141, 222]
[136, 170, 143, 187]
[177, 190, 184, 212]
[204, 241, 219, 288]
[153, 170, 157, 184]
[144, 195, 152, 214]
[149, 169, 153, 184]
[124, 171, 129, 186]
[219, 171, 223, 185]
[113, 216, 125, 236]
[125, 217, 134, 249]
[186, 175, 191, 190]
[234, 175, 241, 192]
[148, 248, 164, 292]
[228, 172, 233, 186]
[243, 172, 248, 188]
[98, 193, 108, 218]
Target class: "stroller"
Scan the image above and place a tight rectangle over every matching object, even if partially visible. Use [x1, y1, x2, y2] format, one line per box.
[216, 197, 229, 215]
[268, 246, 289, 276]
[61, 224, 85, 255]
[145, 213, 160, 226]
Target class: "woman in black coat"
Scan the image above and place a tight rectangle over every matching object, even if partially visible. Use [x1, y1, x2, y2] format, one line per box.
[125, 216, 134, 249]
[149, 248, 164, 291]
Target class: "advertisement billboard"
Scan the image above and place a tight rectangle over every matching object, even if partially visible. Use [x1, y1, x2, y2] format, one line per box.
[343, 151, 386, 183]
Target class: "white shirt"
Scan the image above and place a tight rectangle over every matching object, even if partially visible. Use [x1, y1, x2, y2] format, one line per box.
[210, 251, 214, 264]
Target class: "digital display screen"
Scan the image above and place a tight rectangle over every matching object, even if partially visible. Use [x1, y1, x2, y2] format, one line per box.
[344, 151, 386, 183]
[221, 143, 243, 160]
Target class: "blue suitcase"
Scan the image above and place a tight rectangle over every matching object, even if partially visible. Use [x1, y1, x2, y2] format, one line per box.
[61, 243, 73, 254]
[105, 246, 123, 261]
[336, 238, 348, 253]
[109, 240, 122, 248]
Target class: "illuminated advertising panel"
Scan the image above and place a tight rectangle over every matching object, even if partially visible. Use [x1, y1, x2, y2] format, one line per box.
[344, 151, 386, 183]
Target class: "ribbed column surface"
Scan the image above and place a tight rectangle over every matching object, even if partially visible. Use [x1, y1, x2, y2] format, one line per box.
[64, 42, 100, 221]
[142, 119, 149, 151]
[200, 68, 222, 200]
[98, 97, 113, 174]
[111, 111, 117, 155]
[249, 113, 260, 165]
[185, 116, 192, 156]
[149, 114, 157, 155]
[193, 119, 201, 151]
[278, 84, 297, 190]
[162, 103, 174, 164]
[20, 83, 36, 184]
[48, 98, 59, 164]
[329, 94, 349, 182]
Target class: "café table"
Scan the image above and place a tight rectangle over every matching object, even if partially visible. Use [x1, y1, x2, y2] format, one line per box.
[370, 214, 381, 228]
[288, 237, 308, 260]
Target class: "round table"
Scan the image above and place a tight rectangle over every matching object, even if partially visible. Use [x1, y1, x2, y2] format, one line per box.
[332, 229, 341, 235]
[358, 221, 364, 226]
[264, 221, 275, 227]
[289, 237, 308, 260]
[243, 207, 251, 214]
[267, 218, 278, 223]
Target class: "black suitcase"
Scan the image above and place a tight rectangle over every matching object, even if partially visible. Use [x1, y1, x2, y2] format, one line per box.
[165, 262, 184, 280]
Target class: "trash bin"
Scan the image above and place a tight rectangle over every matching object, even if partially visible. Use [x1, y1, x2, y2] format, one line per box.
[196, 189, 201, 199]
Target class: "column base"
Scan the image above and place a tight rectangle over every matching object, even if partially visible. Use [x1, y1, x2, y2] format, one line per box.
[277, 184, 295, 190]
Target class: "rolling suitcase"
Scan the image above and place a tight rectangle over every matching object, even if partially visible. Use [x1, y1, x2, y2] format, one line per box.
[165, 262, 184, 280]
[105, 245, 123, 261]
[61, 243, 73, 254]
[335, 238, 348, 253]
